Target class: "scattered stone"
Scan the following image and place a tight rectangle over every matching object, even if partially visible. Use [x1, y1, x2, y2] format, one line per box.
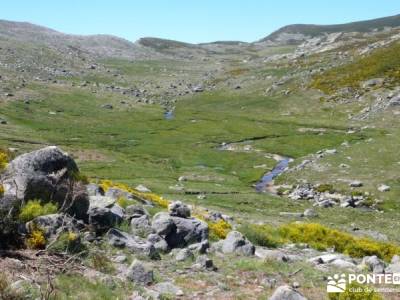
[361, 255, 385, 273]
[151, 282, 184, 297]
[188, 240, 210, 254]
[126, 259, 154, 285]
[175, 248, 194, 261]
[152, 212, 176, 236]
[107, 228, 157, 258]
[113, 255, 127, 263]
[378, 184, 390, 192]
[349, 181, 363, 187]
[269, 285, 308, 300]
[101, 104, 113, 109]
[26, 213, 84, 239]
[135, 184, 151, 193]
[166, 216, 208, 248]
[221, 231, 255, 256]
[131, 214, 152, 236]
[194, 255, 215, 270]
[255, 248, 290, 262]
[147, 233, 169, 252]
[88, 207, 122, 234]
[86, 183, 104, 196]
[303, 208, 318, 218]
[168, 201, 191, 218]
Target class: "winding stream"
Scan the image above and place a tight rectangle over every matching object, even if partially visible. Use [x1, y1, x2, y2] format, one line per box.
[255, 156, 291, 192]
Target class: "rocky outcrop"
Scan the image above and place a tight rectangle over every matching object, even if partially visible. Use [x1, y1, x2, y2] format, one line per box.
[1, 146, 89, 219]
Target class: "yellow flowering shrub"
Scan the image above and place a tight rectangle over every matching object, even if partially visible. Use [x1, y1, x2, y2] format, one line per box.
[99, 179, 169, 208]
[208, 219, 232, 239]
[0, 151, 8, 170]
[0, 184, 4, 197]
[27, 228, 46, 249]
[280, 223, 400, 262]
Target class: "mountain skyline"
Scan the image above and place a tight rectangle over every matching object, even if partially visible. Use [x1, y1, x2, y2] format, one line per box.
[1, 0, 400, 43]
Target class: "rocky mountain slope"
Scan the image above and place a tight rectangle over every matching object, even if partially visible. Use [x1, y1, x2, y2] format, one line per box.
[259, 13, 400, 44]
[1, 14, 400, 300]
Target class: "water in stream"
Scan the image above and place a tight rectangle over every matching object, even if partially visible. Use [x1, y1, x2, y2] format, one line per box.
[255, 157, 291, 192]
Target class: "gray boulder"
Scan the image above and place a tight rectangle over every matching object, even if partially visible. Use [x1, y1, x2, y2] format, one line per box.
[175, 248, 194, 261]
[188, 240, 210, 254]
[147, 234, 169, 252]
[88, 207, 123, 234]
[126, 205, 148, 220]
[152, 212, 176, 236]
[126, 259, 154, 285]
[88, 195, 115, 210]
[131, 214, 152, 236]
[168, 201, 191, 218]
[105, 188, 133, 201]
[269, 285, 307, 300]
[222, 231, 255, 256]
[107, 228, 157, 258]
[165, 216, 208, 248]
[1, 146, 89, 220]
[194, 255, 215, 270]
[361, 255, 385, 273]
[86, 184, 104, 196]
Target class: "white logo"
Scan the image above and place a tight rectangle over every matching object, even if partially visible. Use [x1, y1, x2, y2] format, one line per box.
[327, 274, 346, 293]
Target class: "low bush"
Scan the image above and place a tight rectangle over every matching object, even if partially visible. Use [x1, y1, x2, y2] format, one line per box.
[18, 200, 58, 223]
[238, 222, 400, 262]
[315, 183, 334, 193]
[0, 151, 8, 171]
[207, 219, 232, 240]
[279, 223, 400, 261]
[238, 224, 283, 248]
[26, 228, 46, 249]
[0, 184, 4, 197]
[48, 231, 86, 254]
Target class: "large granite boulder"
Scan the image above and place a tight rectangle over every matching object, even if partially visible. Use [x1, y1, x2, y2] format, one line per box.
[0, 146, 89, 219]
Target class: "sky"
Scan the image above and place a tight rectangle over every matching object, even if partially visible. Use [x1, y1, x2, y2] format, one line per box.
[1, 1, 400, 43]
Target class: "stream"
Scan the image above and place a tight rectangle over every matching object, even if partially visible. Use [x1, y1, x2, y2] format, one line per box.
[255, 156, 291, 192]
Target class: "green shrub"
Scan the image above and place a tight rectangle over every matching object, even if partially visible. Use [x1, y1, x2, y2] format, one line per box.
[315, 184, 334, 193]
[48, 231, 86, 254]
[18, 200, 58, 223]
[238, 224, 283, 248]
